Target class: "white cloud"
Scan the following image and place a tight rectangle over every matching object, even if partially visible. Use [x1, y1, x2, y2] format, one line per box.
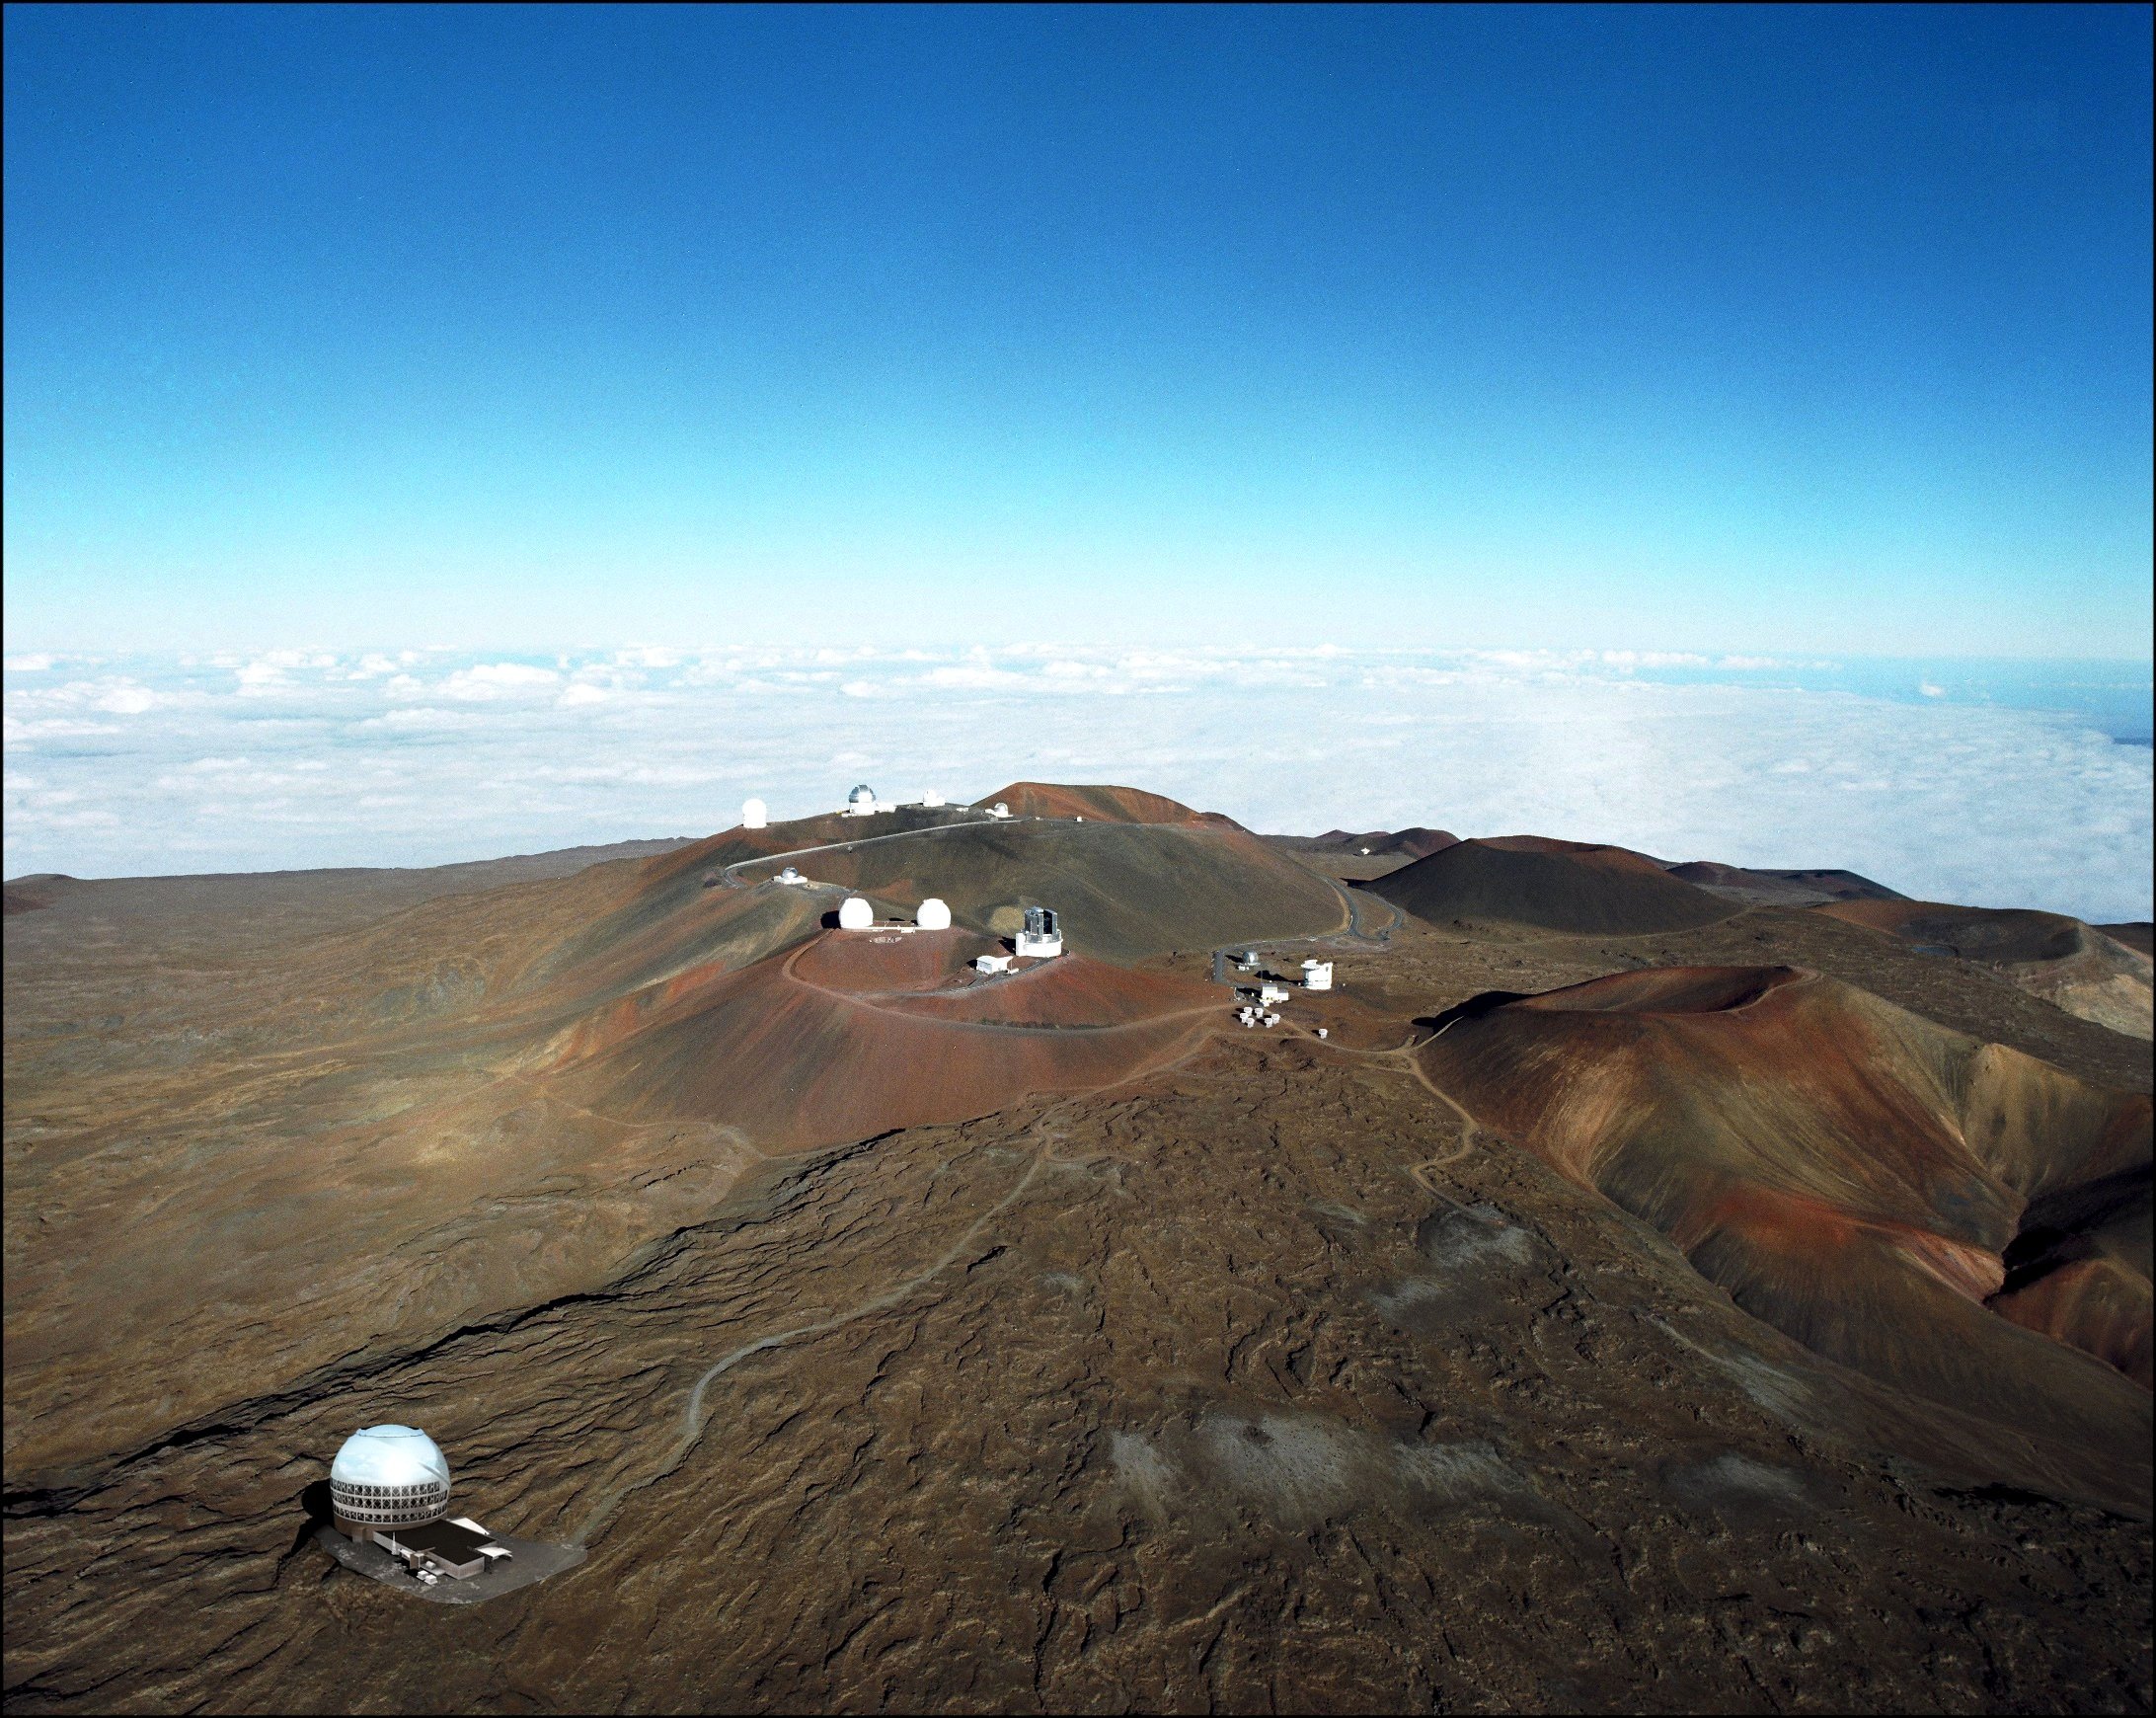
[1602, 650, 1711, 668]
[3, 654, 57, 672]
[356, 706, 480, 731]
[235, 660, 291, 695]
[1919, 681, 1948, 698]
[2, 647, 2148, 923]
[436, 663, 563, 699]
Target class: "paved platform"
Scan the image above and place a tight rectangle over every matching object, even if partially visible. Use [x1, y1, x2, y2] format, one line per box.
[315, 1523, 584, 1605]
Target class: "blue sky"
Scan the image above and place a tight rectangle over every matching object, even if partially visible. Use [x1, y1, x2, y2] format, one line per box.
[5, 4, 2151, 655]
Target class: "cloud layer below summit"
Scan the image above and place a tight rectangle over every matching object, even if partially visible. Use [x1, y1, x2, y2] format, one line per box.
[5, 647, 2150, 924]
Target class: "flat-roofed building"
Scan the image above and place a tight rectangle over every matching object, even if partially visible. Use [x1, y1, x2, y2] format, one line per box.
[375, 1516, 513, 1582]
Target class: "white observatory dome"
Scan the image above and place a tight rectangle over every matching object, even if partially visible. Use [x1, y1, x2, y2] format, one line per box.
[741, 797, 768, 830]
[837, 896, 875, 930]
[916, 898, 953, 930]
[922, 789, 946, 807]
[329, 1425, 451, 1533]
[848, 783, 877, 812]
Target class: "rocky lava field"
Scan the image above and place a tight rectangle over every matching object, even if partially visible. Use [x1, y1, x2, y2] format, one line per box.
[4, 783, 2151, 1714]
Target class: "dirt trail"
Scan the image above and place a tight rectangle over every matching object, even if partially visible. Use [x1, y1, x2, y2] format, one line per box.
[718, 811, 1043, 888]
[561, 988, 1492, 1555]
[568, 1022, 1240, 1550]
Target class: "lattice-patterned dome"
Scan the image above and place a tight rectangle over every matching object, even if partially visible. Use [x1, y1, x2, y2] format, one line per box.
[330, 1425, 451, 1530]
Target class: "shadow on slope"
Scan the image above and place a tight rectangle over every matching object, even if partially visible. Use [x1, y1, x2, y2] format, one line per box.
[1666, 861, 1905, 907]
[1372, 837, 1737, 937]
[1817, 899, 2154, 1041]
[1419, 965, 2152, 1513]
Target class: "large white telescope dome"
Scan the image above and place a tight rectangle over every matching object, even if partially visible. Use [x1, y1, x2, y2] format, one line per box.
[329, 1425, 451, 1532]
[916, 898, 953, 930]
[837, 897, 875, 930]
[741, 797, 768, 829]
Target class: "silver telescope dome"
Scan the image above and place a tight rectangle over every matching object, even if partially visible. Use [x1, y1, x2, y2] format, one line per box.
[329, 1425, 452, 1531]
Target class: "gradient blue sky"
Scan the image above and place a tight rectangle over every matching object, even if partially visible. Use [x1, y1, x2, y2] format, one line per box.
[5, 4, 2151, 654]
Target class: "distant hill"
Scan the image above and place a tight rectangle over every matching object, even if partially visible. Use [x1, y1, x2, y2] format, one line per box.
[1305, 826, 1459, 859]
[971, 781, 1221, 825]
[1665, 860, 1904, 906]
[1371, 836, 1735, 936]
[1816, 898, 2153, 1040]
[2103, 922, 2155, 957]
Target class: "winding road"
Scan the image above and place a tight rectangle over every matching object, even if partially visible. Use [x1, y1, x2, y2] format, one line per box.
[566, 811, 1497, 1546]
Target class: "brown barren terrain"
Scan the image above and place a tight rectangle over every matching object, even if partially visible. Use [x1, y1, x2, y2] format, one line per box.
[5, 789, 2151, 1714]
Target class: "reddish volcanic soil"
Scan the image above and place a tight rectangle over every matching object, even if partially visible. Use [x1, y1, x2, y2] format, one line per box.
[970, 780, 1216, 824]
[1420, 965, 2153, 1509]
[543, 928, 1227, 1151]
[6, 791, 2152, 1715]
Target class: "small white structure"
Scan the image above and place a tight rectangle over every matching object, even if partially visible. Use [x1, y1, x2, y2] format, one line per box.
[974, 953, 1015, 975]
[1262, 1012, 1281, 1028]
[837, 896, 875, 930]
[1015, 905, 1062, 959]
[776, 867, 806, 886]
[923, 789, 947, 807]
[742, 797, 768, 829]
[846, 783, 879, 817]
[1301, 960, 1335, 991]
[1314, 1028, 1329, 1039]
[1234, 952, 1261, 973]
[987, 801, 1013, 820]
[1259, 982, 1290, 1006]
[917, 898, 953, 930]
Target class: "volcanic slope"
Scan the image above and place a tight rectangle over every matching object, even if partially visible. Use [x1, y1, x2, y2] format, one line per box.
[1816, 898, 2155, 1040]
[9, 800, 2156, 1713]
[11, 984, 2154, 1714]
[719, 818, 1348, 963]
[1372, 835, 1735, 936]
[539, 925, 1227, 1152]
[3, 789, 1349, 1480]
[1665, 860, 1905, 907]
[1419, 965, 2153, 1509]
[969, 780, 1217, 823]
